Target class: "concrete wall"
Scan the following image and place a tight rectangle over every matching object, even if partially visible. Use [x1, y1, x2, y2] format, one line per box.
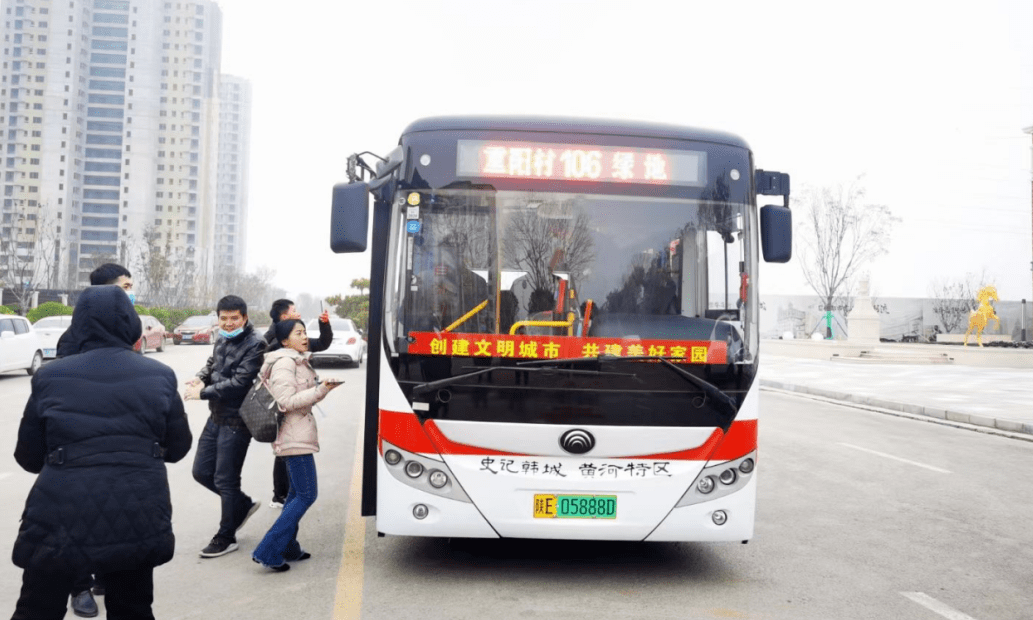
[761, 294, 1031, 342]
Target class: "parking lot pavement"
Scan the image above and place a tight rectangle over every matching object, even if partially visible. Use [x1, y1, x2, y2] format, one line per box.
[759, 343, 1033, 436]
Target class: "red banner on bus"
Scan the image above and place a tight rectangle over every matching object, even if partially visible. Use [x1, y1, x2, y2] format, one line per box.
[407, 332, 727, 365]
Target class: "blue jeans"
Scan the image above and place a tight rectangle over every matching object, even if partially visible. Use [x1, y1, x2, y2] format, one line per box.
[191, 418, 253, 540]
[252, 454, 317, 567]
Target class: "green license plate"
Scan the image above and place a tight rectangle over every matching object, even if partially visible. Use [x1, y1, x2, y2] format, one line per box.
[533, 494, 617, 519]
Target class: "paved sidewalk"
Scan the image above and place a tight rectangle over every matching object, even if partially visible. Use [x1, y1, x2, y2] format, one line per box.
[758, 353, 1033, 436]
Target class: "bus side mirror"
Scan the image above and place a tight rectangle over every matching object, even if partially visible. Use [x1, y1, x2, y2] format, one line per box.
[760, 204, 792, 263]
[330, 182, 370, 253]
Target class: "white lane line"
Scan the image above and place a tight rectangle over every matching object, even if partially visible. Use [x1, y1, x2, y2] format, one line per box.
[838, 443, 951, 473]
[902, 592, 979, 620]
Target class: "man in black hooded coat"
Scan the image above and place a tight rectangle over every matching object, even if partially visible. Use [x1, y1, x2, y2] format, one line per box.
[11, 286, 193, 620]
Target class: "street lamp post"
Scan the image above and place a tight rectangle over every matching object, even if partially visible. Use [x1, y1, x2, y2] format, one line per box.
[1023, 298, 1028, 343]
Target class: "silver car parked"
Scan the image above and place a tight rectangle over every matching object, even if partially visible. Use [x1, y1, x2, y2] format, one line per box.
[306, 317, 365, 367]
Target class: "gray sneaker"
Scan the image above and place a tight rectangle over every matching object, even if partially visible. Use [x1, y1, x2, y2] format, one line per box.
[71, 590, 98, 618]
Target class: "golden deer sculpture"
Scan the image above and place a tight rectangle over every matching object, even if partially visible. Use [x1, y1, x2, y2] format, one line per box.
[964, 285, 1000, 347]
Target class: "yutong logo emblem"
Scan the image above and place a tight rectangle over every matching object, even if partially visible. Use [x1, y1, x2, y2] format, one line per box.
[559, 429, 595, 455]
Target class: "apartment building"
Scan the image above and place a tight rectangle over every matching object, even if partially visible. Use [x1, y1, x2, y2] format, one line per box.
[0, 0, 248, 294]
[215, 73, 248, 272]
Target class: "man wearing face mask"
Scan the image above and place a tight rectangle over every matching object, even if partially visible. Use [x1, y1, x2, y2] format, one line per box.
[55, 263, 135, 361]
[183, 295, 266, 558]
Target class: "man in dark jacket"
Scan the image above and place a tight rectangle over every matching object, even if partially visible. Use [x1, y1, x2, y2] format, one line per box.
[184, 294, 266, 558]
[262, 299, 333, 506]
[263, 298, 333, 351]
[12, 286, 192, 620]
[55, 262, 134, 360]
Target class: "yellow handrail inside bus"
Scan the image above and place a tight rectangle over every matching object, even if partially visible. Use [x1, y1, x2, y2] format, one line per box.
[444, 299, 490, 333]
[509, 312, 576, 336]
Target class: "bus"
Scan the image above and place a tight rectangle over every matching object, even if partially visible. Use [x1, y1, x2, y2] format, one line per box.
[330, 116, 791, 542]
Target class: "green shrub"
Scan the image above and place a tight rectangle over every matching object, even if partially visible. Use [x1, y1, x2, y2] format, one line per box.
[28, 301, 74, 323]
[0, 305, 14, 315]
[135, 306, 210, 331]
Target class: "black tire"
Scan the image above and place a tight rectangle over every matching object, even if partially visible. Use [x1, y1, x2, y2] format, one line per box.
[157, 336, 166, 352]
[26, 351, 43, 376]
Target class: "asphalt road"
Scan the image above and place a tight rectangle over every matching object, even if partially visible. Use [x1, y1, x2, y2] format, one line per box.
[1, 344, 1030, 619]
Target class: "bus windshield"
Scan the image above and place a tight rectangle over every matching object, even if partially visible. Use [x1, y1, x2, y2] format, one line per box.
[393, 189, 757, 363]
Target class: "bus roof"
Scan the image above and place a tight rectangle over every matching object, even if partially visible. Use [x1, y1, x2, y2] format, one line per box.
[400, 116, 751, 151]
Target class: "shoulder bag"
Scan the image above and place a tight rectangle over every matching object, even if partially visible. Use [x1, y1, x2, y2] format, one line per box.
[239, 369, 281, 442]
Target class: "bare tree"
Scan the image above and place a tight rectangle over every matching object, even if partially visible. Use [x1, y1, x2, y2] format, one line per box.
[798, 177, 899, 337]
[501, 199, 596, 296]
[0, 205, 60, 314]
[212, 262, 280, 314]
[236, 265, 279, 313]
[929, 270, 992, 334]
[136, 226, 198, 308]
[118, 231, 149, 284]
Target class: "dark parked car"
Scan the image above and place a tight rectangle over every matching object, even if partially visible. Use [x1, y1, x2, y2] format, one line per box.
[134, 315, 168, 354]
[172, 314, 217, 345]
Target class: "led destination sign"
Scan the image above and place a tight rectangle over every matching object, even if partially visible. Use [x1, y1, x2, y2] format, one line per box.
[457, 140, 706, 186]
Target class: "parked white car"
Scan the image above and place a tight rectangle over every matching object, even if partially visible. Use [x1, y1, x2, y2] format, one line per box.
[33, 315, 74, 359]
[306, 318, 365, 367]
[0, 315, 44, 375]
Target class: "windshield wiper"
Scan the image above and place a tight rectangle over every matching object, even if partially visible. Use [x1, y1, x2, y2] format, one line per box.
[411, 365, 637, 396]
[522, 354, 737, 418]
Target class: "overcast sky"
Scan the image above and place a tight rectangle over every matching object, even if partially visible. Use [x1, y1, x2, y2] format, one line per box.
[215, 0, 1032, 302]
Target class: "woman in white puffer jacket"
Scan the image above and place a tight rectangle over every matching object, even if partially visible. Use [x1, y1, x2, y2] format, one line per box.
[251, 319, 341, 571]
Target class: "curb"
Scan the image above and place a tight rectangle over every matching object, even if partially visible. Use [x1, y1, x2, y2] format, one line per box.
[759, 379, 1033, 437]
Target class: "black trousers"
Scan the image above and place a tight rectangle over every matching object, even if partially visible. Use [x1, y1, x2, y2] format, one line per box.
[273, 455, 290, 501]
[12, 567, 154, 620]
[71, 572, 93, 596]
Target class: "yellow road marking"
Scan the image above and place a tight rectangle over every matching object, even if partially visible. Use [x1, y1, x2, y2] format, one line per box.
[333, 427, 367, 619]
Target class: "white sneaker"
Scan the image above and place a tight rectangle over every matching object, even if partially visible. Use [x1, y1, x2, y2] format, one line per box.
[269, 500, 284, 509]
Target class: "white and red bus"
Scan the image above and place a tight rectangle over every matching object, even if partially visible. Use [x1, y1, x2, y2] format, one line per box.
[331, 116, 791, 542]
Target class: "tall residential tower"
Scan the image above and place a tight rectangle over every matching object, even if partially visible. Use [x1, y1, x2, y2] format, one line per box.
[215, 73, 249, 273]
[1, 0, 248, 296]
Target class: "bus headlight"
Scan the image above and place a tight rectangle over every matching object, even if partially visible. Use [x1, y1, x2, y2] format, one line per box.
[380, 439, 472, 503]
[676, 451, 756, 508]
[428, 470, 448, 488]
[405, 460, 424, 478]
